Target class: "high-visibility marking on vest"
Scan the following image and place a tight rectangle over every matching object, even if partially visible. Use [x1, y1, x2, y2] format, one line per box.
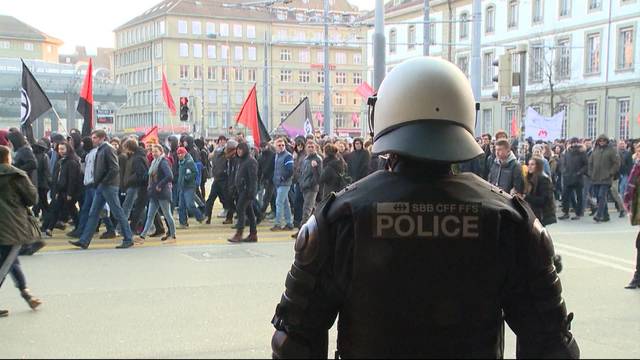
[374, 202, 481, 239]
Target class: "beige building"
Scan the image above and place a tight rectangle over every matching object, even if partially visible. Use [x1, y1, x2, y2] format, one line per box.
[0, 15, 63, 63]
[368, 0, 639, 140]
[113, 0, 369, 137]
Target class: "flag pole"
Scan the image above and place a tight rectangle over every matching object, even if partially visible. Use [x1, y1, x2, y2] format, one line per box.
[51, 107, 68, 135]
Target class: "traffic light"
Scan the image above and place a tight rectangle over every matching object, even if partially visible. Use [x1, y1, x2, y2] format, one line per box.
[180, 97, 189, 121]
[492, 53, 513, 102]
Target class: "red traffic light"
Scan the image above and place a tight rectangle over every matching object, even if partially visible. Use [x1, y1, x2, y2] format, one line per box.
[180, 97, 188, 106]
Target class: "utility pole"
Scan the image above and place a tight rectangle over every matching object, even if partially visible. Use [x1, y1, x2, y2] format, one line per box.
[373, 0, 386, 91]
[423, 0, 430, 56]
[323, 0, 331, 135]
[603, 0, 613, 136]
[517, 44, 527, 142]
[263, 28, 270, 129]
[470, 0, 481, 135]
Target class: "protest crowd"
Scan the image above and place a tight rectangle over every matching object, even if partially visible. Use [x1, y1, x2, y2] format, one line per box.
[1, 123, 640, 318]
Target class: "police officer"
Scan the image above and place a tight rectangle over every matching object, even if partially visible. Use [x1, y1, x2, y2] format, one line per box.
[270, 57, 579, 359]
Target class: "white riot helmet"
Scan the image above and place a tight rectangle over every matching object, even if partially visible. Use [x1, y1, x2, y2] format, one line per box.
[370, 57, 483, 163]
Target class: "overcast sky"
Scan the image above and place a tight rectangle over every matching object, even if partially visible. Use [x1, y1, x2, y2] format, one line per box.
[0, 0, 375, 54]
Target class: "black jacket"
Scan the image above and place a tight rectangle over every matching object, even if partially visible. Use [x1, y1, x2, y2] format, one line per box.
[620, 150, 633, 177]
[319, 155, 346, 198]
[8, 132, 37, 187]
[525, 173, 557, 226]
[258, 147, 276, 184]
[34, 148, 51, 190]
[346, 148, 371, 183]
[210, 147, 228, 181]
[299, 153, 323, 192]
[560, 145, 588, 186]
[52, 155, 82, 199]
[125, 148, 149, 188]
[93, 142, 121, 187]
[235, 151, 258, 198]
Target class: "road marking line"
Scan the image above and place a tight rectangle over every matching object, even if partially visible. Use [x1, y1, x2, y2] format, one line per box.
[552, 230, 636, 235]
[557, 250, 635, 274]
[554, 242, 636, 266]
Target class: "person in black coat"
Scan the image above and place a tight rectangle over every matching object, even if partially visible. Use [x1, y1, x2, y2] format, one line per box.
[559, 138, 588, 220]
[319, 143, 347, 200]
[41, 142, 81, 237]
[258, 142, 276, 218]
[32, 139, 51, 218]
[228, 142, 259, 243]
[7, 131, 37, 187]
[346, 138, 371, 183]
[205, 136, 229, 223]
[525, 157, 557, 226]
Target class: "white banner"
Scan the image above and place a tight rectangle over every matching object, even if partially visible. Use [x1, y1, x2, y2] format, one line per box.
[524, 107, 565, 141]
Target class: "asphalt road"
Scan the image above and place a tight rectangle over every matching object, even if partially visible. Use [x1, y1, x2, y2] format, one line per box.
[1, 210, 639, 358]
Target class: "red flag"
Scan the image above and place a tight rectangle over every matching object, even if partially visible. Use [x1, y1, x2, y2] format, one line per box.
[141, 125, 159, 145]
[77, 58, 93, 137]
[510, 114, 519, 137]
[162, 71, 176, 116]
[637, 113, 640, 126]
[235, 85, 271, 147]
[355, 82, 374, 99]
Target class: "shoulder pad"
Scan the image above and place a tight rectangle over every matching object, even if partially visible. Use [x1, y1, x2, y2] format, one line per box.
[489, 183, 513, 200]
[512, 195, 556, 258]
[334, 183, 357, 197]
[293, 193, 336, 271]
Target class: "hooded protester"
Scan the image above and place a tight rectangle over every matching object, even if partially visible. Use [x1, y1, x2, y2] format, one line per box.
[177, 147, 205, 227]
[69, 130, 85, 161]
[589, 134, 621, 222]
[346, 138, 371, 183]
[195, 138, 210, 199]
[488, 139, 525, 195]
[32, 139, 51, 217]
[559, 138, 589, 220]
[292, 136, 307, 227]
[7, 131, 37, 187]
[41, 141, 81, 237]
[228, 142, 259, 243]
[257, 141, 276, 219]
[319, 143, 347, 200]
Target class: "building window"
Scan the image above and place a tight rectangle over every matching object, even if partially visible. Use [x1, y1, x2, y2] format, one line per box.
[193, 43, 202, 58]
[234, 46, 243, 61]
[220, 23, 229, 37]
[235, 91, 244, 105]
[233, 24, 242, 38]
[585, 32, 601, 74]
[299, 71, 310, 83]
[335, 52, 347, 65]
[530, 43, 545, 83]
[617, 27, 634, 70]
[483, 51, 494, 87]
[24, 42, 34, 51]
[508, 1, 519, 29]
[222, 90, 228, 105]
[221, 45, 229, 59]
[585, 101, 598, 139]
[207, 45, 216, 59]
[559, 0, 571, 17]
[248, 47, 257, 61]
[248, 69, 257, 82]
[155, 43, 162, 58]
[194, 65, 202, 80]
[478, 109, 491, 134]
[532, 0, 543, 23]
[316, 50, 324, 64]
[317, 71, 324, 84]
[192, 21, 202, 35]
[557, 104, 568, 139]
[336, 113, 345, 128]
[234, 67, 243, 82]
[179, 43, 188, 57]
[280, 49, 291, 61]
[280, 69, 292, 82]
[280, 91, 293, 105]
[159, 20, 166, 35]
[353, 72, 362, 85]
[618, 98, 631, 140]
[336, 72, 346, 85]
[389, 28, 397, 54]
[179, 65, 189, 80]
[430, 22, 436, 44]
[354, 53, 362, 65]
[456, 54, 470, 78]
[206, 22, 215, 36]
[505, 107, 518, 131]
[588, 0, 602, 10]
[280, 112, 288, 122]
[556, 38, 571, 80]
[223, 111, 230, 128]
[247, 25, 256, 39]
[207, 66, 217, 80]
[459, 12, 469, 39]
[222, 67, 229, 81]
[208, 90, 217, 104]
[178, 20, 188, 34]
[485, 5, 495, 33]
[408, 25, 416, 50]
[335, 93, 345, 106]
[299, 49, 310, 63]
[209, 112, 218, 128]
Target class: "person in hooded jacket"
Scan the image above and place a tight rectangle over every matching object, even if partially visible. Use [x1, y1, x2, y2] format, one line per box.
[195, 138, 210, 199]
[319, 143, 347, 200]
[7, 131, 37, 187]
[559, 138, 588, 220]
[346, 138, 371, 183]
[41, 141, 81, 237]
[488, 139, 525, 195]
[525, 157, 557, 226]
[32, 139, 51, 218]
[177, 147, 205, 227]
[292, 137, 307, 228]
[258, 141, 276, 220]
[228, 142, 259, 243]
[589, 134, 621, 222]
[69, 130, 86, 162]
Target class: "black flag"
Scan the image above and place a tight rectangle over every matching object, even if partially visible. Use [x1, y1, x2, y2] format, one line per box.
[21, 59, 52, 144]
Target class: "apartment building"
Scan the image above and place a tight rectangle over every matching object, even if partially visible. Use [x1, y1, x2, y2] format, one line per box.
[113, 0, 368, 137]
[0, 15, 63, 63]
[367, 0, 639, 139]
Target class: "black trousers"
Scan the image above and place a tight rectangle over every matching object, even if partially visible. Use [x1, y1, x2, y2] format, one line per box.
[34, 188, 49, 217]
[562, 183, 584, 216]
[260, 180, 276, 215]
[236, 195, 257, 233]
[205, 180, 227, 220]
[42, 194, 73, 231]
[635, 232, 640, 272]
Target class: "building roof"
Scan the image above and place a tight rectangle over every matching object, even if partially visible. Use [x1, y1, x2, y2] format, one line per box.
[0, 15, 63, 45]
[115, 0, 361, 31]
